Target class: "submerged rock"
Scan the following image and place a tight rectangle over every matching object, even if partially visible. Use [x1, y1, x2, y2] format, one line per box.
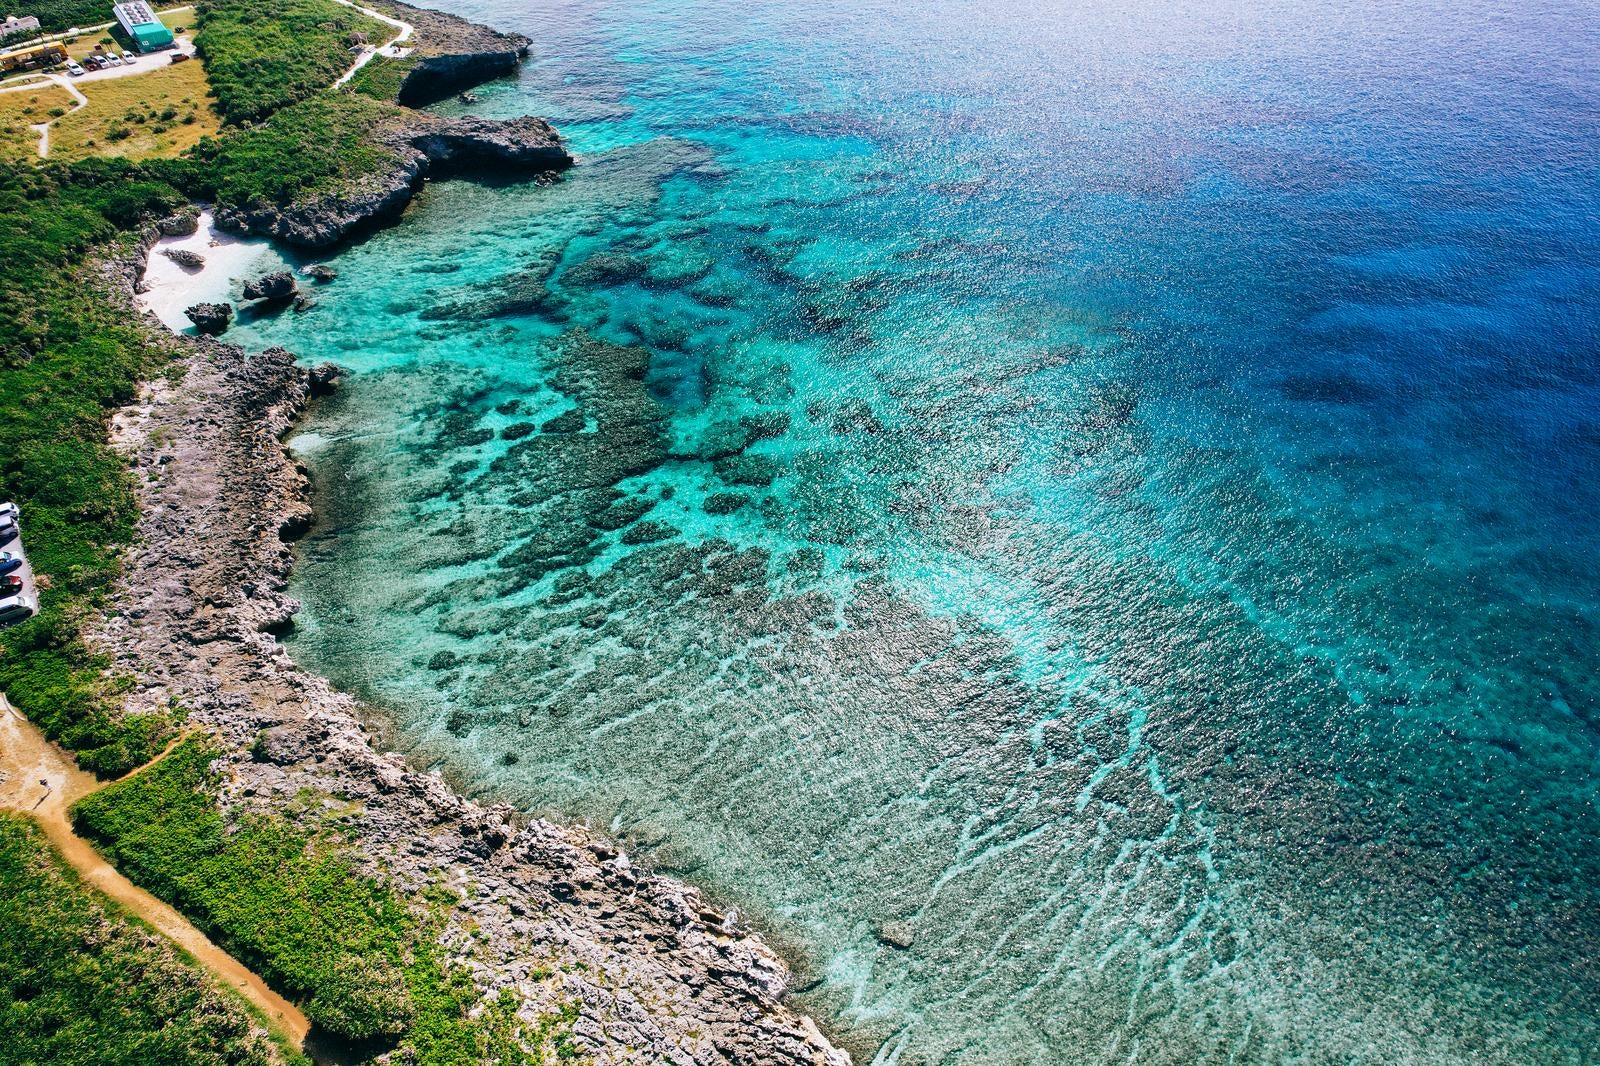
[878, 921, 916, 950]
[184, 301, 233, 335]
[302, 263, 338, 283]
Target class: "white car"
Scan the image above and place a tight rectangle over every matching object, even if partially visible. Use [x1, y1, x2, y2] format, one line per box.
[66, 60, 85, 75]
[0, 594, 35, 627]
[106, 54, 122, 66]
[121, 50, 136, 63]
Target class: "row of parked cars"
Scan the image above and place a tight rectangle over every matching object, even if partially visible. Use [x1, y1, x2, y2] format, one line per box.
[66, 49, 137, 75]
[0, 502, 36, 628]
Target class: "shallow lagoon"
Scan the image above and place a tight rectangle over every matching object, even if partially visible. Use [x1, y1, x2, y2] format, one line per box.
[233, 0, 1600, 1060]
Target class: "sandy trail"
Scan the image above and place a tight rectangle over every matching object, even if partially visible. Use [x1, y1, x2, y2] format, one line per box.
[0, 698, 311, 1050]
[332, 0, 415, 88]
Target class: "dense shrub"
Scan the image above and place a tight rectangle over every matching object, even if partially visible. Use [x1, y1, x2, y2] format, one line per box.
[70, 739, 576, 1061]
[0, 161, 187, 775]
[195, 0, 390, 124]
[20, 0, 107, 33]
[72, 739, 416, 1042]
[346, 53, 416, 102]
[0, 814, 301, 1065]
[187, 92, 391, 208]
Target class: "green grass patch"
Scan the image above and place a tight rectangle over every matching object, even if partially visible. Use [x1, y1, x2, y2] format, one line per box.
[187, 91, 394, 209]
[0, 813, 302, 1065]
[70, 738, 580, 1062]
[0, 160, 193, 776]
[195, 0, 391, 125]
[345, 53, 416, 102]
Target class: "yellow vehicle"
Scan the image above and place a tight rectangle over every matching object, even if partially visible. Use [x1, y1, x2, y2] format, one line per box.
[0, 42, 68, 72]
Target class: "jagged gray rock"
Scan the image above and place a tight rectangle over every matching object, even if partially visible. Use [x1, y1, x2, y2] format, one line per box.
[163, 247, 205, 270]
[158, 207, 200, 236]
[242, 271, 297, 301]
[184, 301, 232, 335]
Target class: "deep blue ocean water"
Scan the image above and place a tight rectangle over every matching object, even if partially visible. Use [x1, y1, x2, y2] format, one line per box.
[229, 0, 1600, 1060]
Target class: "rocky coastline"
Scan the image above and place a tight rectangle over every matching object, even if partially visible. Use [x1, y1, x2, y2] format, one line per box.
[79, 3, 851, 1060]
[378, 0, 533, 106]
[95, 229, 849, 1063]
[214, 112, 571, 249]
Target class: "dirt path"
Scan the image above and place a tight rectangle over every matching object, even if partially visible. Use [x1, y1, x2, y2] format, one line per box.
[0, 698, 311, 1050]
[331, 0, 414, 88]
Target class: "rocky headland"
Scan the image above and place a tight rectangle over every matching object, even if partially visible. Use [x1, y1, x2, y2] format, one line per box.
[377, 0, 534, 106]
[214, 112, 571, 249]
[212, 0, 570, 249]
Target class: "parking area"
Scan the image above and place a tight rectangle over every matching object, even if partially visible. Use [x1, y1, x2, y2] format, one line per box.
[0, 504, 40, 630]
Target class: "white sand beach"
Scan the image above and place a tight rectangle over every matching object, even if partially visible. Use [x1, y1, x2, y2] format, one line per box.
[138, 210, 278, 333]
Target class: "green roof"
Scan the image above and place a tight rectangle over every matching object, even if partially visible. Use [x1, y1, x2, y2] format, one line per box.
[130, 22, 172, 50]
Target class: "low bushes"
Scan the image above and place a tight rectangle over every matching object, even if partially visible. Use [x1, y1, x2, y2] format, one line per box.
[187, 91, 392, 208]
[196, 0, 391, 125]
[69, 738, 576, 1062]
[0, 813, 301, 1064]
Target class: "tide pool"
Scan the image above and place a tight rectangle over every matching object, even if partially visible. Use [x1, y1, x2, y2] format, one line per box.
[231, 0, 1600, 1060]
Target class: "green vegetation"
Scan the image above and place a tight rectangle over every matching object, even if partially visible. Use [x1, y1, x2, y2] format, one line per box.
[0, 813, 301, 1065]
[195, 0, 390, 125]
[345, 53, 416, 102]
[0, 160, 194, 776]
[72, 739, 580, 1062]
[187, 91, 392, 208]
[19, 0, 106, 34]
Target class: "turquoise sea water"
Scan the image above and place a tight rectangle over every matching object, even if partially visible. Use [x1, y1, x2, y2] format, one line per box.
[230, 0, 1600, 1060]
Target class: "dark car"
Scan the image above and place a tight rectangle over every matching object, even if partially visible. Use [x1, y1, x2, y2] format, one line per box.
[0, 574, 22, 596]
[0, 553, 20, 576]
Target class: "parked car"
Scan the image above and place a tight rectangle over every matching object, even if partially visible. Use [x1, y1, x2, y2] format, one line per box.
[0, 574, 22, 597]
[0, 501, 17, 520]
[170, 52, 188, 63]
[67, 60, 85, 75]
[121, 50, 136, 63]
[106, 53, 122, 65]
[0, 596, 34, 627]
[0, 553, 20, 577]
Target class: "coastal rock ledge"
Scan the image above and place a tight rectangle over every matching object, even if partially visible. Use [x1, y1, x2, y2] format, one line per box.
[215, 114, 572, 249]
[104, 249, 848, 1063]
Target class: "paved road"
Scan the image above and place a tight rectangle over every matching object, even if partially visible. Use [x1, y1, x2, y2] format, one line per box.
[0, 518, 41, 617]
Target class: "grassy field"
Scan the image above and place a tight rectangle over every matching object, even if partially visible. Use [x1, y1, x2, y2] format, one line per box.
[49, 60, 219, 163]
[0, 83, 75, 159]
[0, 813, 301, 1065]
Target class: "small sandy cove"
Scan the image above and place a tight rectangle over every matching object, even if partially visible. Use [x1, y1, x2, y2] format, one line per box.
[139, 210, 277, 332]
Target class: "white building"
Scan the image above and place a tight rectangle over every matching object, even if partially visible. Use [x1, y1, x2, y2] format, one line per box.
[111, 0, 174, 51]
[0, 13, 41, 40]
